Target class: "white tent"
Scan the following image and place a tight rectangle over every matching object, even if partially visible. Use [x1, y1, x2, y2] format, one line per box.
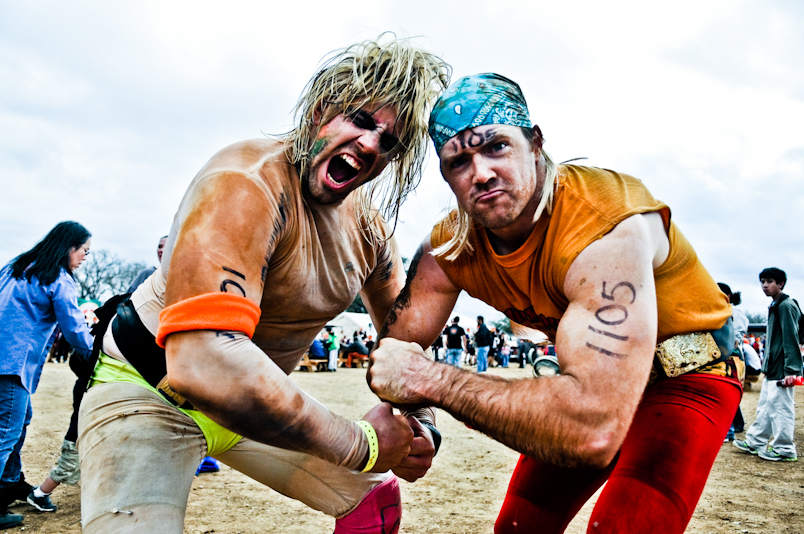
[326, 312, 376, 340]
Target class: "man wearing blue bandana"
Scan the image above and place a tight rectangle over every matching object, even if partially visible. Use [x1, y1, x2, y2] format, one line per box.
[368, 73, 742, 533]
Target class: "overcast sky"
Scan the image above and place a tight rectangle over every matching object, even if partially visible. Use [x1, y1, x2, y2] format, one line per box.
[1, 0, 802, 321]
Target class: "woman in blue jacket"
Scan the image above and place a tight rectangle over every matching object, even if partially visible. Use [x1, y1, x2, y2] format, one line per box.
[0, 221, 94, 529]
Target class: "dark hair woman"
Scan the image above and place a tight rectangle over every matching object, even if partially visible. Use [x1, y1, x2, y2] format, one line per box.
[10, 221, 92, 285]
[0, 221, 95, 527]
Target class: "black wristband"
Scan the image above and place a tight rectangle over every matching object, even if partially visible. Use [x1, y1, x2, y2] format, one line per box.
[421, 422, 442, 456]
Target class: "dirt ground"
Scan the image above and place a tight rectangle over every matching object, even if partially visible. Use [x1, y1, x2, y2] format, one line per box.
[9, 362, 804, 533]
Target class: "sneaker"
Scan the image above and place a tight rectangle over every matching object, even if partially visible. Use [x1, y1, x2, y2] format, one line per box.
[26, 492, 57, 512]
[733, 440, 759, 454]
[0, 510, 23, 529]
[757, 449, 798, 462]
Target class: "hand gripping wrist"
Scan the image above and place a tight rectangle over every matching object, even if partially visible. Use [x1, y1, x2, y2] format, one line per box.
[402, 407, 441, 455]
[356, 420, 379, 473]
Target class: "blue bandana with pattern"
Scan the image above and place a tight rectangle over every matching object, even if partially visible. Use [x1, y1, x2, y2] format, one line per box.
[428, 73, 531, 155]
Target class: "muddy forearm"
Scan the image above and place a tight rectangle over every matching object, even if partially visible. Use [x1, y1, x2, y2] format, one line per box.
[416, 363, 614, 468]
[168, 331, 368, 470]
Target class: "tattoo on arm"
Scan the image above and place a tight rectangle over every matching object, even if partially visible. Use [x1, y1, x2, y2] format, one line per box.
[600, 281, 636, 303]
[222, 266, 246, 279]
[587, 326, 628, 341]
[373, 240, 395, 282]
[585, 280, 636, 359]
[221, 266, 247, 297]
[216, 331, 237, 340]
[595, 305, 627, 325]
[261, 192, 288, 287]
[585, 342, 626, 359]
[379, 245, 424, 340]
[222, 192, 288, 296]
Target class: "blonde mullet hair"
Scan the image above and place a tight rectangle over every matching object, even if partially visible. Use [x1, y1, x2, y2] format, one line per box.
[285, 35, 450, 242]
[432, 151, 558, 261]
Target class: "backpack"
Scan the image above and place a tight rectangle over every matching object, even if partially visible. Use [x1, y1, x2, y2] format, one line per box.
[780, 296, 804, 345]
[793, 299, 804, 345]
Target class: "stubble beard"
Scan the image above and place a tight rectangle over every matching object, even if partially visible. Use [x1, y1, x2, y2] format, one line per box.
[470, 204, 519, 230]
[302, 151, 341, 205]
[472, 158, 544, 231]
[302, 134, 336, 204]
[468, 185, 540, 231]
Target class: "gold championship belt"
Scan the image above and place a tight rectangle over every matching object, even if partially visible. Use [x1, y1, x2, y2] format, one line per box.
[654, 332, 721, 378]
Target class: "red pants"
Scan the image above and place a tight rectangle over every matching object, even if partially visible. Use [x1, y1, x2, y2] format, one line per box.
[495, 373, 741, 534]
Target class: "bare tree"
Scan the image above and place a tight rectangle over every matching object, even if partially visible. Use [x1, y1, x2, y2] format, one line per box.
[746, 312, 767, 324]
[493, 317, 513, 335]
[74, 249, 146, 301]
[346, 294, 367, 314]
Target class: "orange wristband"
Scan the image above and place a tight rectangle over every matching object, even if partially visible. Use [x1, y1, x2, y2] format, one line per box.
[156, 292, 261, 348]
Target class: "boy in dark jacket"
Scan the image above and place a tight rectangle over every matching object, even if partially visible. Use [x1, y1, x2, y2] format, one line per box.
[734, 267, 802, 461]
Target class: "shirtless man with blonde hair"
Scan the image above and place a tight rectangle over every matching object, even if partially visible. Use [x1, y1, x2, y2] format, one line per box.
[78, 37, 449, 533]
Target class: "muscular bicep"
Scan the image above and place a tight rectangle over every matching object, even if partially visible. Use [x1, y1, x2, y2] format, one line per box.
[165, 171, 284, 308]
[557, 214, 662, 412]
[380, 237, 461, 347]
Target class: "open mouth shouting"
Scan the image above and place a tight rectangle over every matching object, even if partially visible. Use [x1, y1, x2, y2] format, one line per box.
[305, 104, 399, 204]
[327, 153, 363, 187]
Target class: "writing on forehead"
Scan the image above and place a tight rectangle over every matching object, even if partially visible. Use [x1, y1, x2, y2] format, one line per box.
[446, 127, 499, 155]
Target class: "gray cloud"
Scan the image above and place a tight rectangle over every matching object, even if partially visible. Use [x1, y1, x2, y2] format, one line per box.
[2, 0, 802, 320]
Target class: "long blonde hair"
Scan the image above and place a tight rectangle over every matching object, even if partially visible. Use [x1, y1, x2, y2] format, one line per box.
[432, 150, 558, 261]
[284, 35, 450, 240]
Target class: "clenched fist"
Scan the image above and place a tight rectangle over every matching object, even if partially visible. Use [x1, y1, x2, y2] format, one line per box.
[368, 338, 434, 405]
[360, 402, 413, 473]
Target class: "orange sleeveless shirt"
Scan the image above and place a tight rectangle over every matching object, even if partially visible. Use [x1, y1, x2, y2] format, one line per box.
[432, 165, 730, 342]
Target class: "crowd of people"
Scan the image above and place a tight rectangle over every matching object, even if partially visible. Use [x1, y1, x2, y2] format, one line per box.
[430, 316, 525, 370]
[314, 314, 568, 376]
[306, 329, 376, 371]
[0, 35, 801, 534]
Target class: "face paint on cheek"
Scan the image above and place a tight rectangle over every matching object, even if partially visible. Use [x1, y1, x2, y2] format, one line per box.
[310, 135, 332, 162]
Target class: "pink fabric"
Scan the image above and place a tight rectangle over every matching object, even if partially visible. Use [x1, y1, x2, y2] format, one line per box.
[334, 475, 401, 534]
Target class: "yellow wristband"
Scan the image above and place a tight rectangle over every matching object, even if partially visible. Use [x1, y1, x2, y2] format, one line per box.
[356, 420, 379, 473]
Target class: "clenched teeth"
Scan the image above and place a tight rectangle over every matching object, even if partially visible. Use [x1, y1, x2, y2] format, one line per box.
[339, 154, 362, 171]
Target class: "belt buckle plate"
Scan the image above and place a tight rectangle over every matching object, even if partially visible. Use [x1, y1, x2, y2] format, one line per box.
[654, 332, 720, 378]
